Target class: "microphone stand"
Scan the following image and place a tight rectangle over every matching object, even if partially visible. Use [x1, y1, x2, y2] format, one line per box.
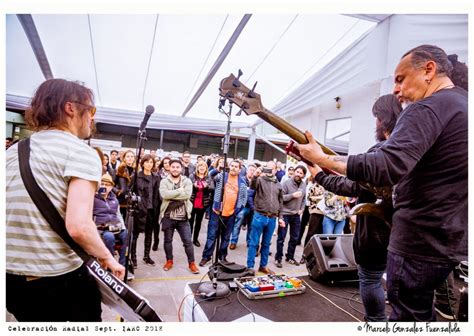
[197, 98, 233, 298]
[123, 129, 146, 285]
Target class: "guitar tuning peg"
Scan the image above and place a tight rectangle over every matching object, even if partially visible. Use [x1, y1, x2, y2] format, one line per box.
[233, 69, 244, 87]
[248, 81, 258, 98]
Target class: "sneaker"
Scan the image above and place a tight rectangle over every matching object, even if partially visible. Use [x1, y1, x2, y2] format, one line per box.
[199, 258, 210, 267]
[193, 240, 201, 247]
[286, 258, 300, 266]
[163, 260, 173, 271]
[189, 262, 200, 274]
[435, 303, 456, 320]
[258, 266, 276, 275]
[229, 243, 236, 250]
[275, 260, 283, 268]
[152, 241, 159, 251]
[299, 257, 305, 265]
[143, 256, 155, 266]
[127, 272, 135, 281]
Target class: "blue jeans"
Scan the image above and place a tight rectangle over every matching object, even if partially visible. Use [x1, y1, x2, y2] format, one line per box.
[275, 214, 301, 261]
[358, 264, 387, 321]
[202, 211, 236, 260]
[247, 211, 276, 269]
[101, 229, 128, 266]
[322, 216, 345, 234]
[386, 251, 456, 321]
[230, 207, 252, 245]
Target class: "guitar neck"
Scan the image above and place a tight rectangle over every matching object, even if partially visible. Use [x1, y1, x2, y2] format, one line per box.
[257, 108, 336, 156]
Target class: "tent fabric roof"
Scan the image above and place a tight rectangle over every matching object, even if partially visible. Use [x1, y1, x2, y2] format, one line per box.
[258, 13, 468, 127]
[6, 14, 376, 132]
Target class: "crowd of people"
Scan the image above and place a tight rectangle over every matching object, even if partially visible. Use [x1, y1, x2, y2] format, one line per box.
[5, 44, 468, 323]
[94, 146, 336, 277]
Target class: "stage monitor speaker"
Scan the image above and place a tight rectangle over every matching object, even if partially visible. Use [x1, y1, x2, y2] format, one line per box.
[303, 234, 358, 283]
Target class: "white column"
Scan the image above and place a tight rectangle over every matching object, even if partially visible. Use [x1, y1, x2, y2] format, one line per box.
[247, 127, 256, 162]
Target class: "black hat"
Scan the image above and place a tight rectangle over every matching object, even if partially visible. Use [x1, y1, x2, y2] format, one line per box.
[168, 158, 183, 167]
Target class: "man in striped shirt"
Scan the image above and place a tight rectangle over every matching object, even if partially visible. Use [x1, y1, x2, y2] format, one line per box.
[6, 79, 125, 322]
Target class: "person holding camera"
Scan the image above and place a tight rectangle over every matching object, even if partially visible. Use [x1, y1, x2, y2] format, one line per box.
[132, 154, 162, 267]
[93, 174, 128, 269]
[247, 161, 284, 275]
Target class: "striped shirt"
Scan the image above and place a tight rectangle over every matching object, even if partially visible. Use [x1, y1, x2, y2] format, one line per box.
[6, 130, 102, 277]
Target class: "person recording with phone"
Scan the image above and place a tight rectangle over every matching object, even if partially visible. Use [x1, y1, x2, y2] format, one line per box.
[247, 161, 284, 275]
[93, 174, 128, 269]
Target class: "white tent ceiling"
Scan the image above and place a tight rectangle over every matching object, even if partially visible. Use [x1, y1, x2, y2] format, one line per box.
[6, 14, 377, 131]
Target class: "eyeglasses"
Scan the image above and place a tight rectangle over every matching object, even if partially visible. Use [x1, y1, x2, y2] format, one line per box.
[71, 101, 96, 117]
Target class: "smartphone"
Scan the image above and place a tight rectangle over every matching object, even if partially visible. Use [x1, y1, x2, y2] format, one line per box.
[98, 187, 107, 195]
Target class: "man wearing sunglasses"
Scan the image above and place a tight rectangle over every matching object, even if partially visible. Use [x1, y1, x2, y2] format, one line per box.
[6, 79, 124, 322]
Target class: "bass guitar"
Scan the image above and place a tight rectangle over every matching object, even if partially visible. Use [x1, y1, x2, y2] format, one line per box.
[219, 71, 392, 225]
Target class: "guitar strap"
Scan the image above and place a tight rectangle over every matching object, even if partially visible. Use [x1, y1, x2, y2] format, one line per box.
[17, 138, 161, 322]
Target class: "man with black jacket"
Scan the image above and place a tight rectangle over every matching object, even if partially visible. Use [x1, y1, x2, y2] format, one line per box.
[309, 94, 401, 321]
[247, 161, 284, 274]
[297, 45, 468, 321]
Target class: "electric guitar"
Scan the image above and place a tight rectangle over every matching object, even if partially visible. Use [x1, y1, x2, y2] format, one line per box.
[219, 71, 393, 225]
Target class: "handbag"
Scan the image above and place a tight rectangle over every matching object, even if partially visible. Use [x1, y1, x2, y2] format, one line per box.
[17, 138, 161, 322]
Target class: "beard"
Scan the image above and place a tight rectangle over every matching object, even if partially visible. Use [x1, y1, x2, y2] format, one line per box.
[294, 175, 301, 183]
[170, 171, 181, 178]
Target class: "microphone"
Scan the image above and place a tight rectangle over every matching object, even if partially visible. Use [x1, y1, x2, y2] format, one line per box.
[139, 105, 155, 132]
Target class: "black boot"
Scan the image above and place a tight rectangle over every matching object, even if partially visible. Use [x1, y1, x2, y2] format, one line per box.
[143, 256, 155, 265]
[152, 240, 159, 251]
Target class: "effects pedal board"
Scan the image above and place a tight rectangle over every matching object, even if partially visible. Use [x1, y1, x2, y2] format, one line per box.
[234, 274, 306, 300]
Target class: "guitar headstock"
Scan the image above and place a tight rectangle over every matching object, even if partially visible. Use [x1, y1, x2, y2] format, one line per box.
[219, 73, 265, 115]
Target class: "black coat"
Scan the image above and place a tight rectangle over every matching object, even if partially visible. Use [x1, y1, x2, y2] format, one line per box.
[134, 171, 161, 232]
[189, 174, 213, 208]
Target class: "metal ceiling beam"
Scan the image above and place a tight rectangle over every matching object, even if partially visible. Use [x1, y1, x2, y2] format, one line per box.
[17, 14, 53, 79]
[181, 14, 252, 117]
[256, 134, 286, 154]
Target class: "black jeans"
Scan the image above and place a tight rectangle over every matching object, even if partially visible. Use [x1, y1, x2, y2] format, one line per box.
[386, 251, 456, 321]
[162, 218, 195, 263]
[6, 264, 101, 322]
[276, 214, 301, 261]
[131, 209, 155, 259]
[189, 207, 206, 242]
[297, 205, 310, 244]
[303, 213, 324, 247]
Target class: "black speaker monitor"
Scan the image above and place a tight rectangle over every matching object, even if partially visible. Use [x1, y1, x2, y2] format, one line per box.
[303, 234, 358, 282]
